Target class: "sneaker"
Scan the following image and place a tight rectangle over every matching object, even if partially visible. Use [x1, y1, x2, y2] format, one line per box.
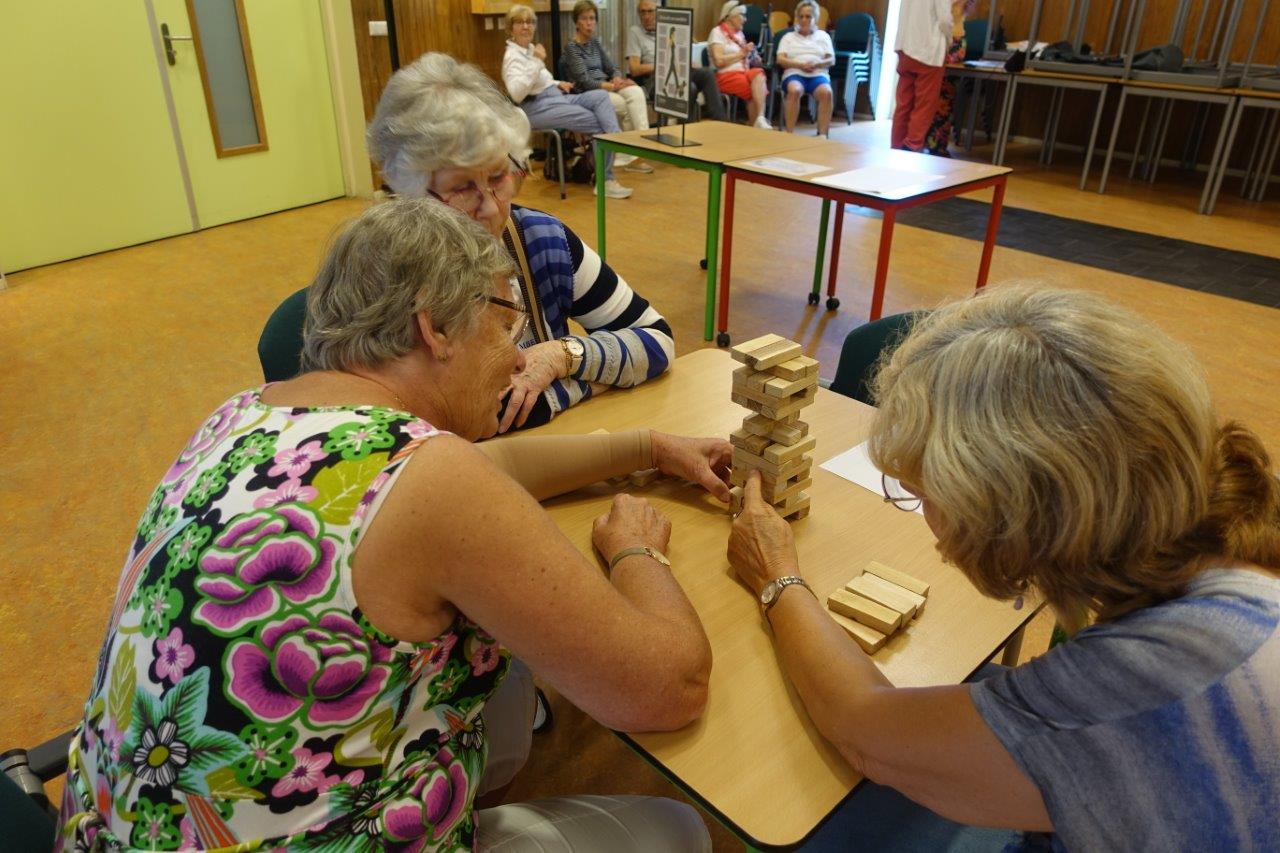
[615, 153, 638, 167]
[754, 115, 773, 130]
[624, 159, 655, 173]
[595, 179, 633, 199]
[532, 688, 553, 734]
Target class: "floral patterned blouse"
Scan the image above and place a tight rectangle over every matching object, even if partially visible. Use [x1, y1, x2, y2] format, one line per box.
[60, 389, 511, 851]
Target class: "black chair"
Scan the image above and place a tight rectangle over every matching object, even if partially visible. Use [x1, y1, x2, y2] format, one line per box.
[258, 286, 309, 382]
[830, 12, 881, 123]
[829, 312, 924, 405]
[2, 729, 75, 851]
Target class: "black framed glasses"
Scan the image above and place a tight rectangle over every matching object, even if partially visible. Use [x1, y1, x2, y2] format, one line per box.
[881, 473, 922, 512]
[487, 279, 531, 343]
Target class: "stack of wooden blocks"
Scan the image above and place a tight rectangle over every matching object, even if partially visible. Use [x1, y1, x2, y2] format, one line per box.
[826, 561, 930, 653]
[728, 334, 819, 521]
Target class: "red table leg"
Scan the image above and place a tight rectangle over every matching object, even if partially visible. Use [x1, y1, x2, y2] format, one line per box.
[976, 177, 1006, 290]
[869, 207, 897, 321]
[825, 200, 845, 306]
[716, 172, 737, 346]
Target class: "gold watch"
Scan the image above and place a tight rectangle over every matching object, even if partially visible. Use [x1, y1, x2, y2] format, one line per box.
[559, 337, 585, 376]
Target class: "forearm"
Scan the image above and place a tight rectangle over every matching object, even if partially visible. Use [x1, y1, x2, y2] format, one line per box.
[477, 429, 652, 500]
[767, 583, 894, 765]
[565, 51, 599, 89]
[573, 325, 672, 387]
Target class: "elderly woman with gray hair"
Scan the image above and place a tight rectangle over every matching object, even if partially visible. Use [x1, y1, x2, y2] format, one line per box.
[501, 4, 636, 199]
[728, 286, 1280, 849]
[61, 199, 726, 851]
[266, 54, 670, 430]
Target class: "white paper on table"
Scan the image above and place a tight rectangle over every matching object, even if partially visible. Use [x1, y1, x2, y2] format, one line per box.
[819, 440, 923, 515]
[811, 166, 947, 196]
[737, 156, 831, 176]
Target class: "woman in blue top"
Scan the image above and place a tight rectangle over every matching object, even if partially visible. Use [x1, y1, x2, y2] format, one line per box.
[728, 286, 1280, 850]
[364, 53, 672, 434]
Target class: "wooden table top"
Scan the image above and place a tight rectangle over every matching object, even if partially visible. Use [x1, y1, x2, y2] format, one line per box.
[725, 143, 1010, 201]
[533, 349, 1037, 848]
[597, 120, 832, 165]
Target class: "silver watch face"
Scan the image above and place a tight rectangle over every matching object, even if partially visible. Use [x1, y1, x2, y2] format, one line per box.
[567, 338, 585, 358]
[761, 582, 778, 605]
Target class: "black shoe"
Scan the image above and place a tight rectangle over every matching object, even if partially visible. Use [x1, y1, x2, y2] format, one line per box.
[532, 687, 553, 734]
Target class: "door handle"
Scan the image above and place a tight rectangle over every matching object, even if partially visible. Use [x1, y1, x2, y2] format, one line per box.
[161, 22, 193, 66]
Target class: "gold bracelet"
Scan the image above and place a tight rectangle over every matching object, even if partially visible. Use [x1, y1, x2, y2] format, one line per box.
[558, 338, 574, 375]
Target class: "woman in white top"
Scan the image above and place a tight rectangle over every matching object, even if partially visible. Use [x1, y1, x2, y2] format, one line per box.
[708, 1, 770, 129]
[501, 4, 634, 198]
[775, 0, 835, 135]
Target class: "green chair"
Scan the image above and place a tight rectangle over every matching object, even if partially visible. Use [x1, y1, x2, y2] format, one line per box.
[829, 312, 924, 405]
[258, 286, 309, 382]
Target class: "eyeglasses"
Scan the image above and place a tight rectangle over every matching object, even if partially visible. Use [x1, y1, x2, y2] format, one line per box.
[428, 156, 529, 215]
[487, 279, 531, 343]
[881, 473, 922, 512]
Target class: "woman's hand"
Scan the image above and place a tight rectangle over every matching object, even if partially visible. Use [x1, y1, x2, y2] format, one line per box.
[600, 79, 616, 91]
[728, 471, 801, 596]
[616, 76, 635, 89]
[557, 80, 574, 92]
[498, 342, 566, 433]
[650, 431, 732, 502]
[533, 43, 547, 60]
[802, 59, 816, 72]
[592, 493, 673, 566]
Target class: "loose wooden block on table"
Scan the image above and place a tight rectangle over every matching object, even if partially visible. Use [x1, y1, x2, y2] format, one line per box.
[865, 561, 931, 597]
[848, 572, 926, 619]
[829, 610, 888, 654]
[628, 468, 661, 487]
[828, 588, 902, 634]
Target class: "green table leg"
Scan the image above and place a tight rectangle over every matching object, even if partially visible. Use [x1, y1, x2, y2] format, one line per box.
[704, 167, 721, 342]
[811, 198, 829, 303]
[596, 141, 607, 260]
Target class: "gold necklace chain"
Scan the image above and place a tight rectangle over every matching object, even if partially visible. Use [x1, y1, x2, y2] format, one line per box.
[353, 374, 412, 414]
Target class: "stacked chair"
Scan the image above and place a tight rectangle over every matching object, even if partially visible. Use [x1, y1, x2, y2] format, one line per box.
[830, 12, 881, 122]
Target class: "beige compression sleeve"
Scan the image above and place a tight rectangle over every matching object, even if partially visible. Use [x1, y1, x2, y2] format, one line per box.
[476, 430, 654, 502]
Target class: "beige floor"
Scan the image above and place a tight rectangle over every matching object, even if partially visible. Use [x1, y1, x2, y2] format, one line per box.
[2, 117, 1277, 848]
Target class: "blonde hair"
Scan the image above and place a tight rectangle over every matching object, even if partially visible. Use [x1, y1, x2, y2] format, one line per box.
[302, 199, 515, 373]
[868, 285, 1280, 621]
[506, 4, 535, 33]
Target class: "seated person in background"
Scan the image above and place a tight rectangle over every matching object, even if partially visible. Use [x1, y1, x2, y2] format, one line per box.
[626, 0, 727, 120]
[366, 54, 670, 430]
[728, 285, 1280, 850]
[776, 0, 834, 136]
[709, 1, 770, 129]
[564, 0, 653, 173]
[59, 199, 729, 851]
[502, 3, 631, 195]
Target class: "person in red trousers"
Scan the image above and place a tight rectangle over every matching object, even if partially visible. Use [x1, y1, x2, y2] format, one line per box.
[891, 0, 955, 152]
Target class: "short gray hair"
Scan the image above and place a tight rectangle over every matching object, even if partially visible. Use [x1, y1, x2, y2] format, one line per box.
[302, 198, 516, 372]
[366, 53, 532, 197]
[794, 0, 820, 19]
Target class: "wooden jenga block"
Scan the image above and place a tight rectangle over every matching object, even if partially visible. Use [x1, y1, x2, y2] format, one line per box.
[741, 414, 808, 446]
[730, 461, 810, 493]
[777, 492, 810, 520]
[848, 573, 926, 619]
[733, 366, 776, 396]
[731, 446, 809, 478]
[749, 340, 804, 370]
[765, 476, 811, 505]
[763, 434, 817, 466]
[729, 428, 772, 456]
[762, 371, 819, 399]
[771, 355, 820, 381]
[729, 333, 786, 363]
[864, 561, 930, 598]
[828, 611, 887, 654]
[732, 386, 816, 421]
[828, 588, 902, 634]
[730, 486, 744, 514]
[628, 468, 661, 487]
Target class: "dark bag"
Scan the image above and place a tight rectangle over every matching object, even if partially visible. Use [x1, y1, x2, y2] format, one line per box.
[1004, 49, 1026, 72]
[542, 134, 597, 185]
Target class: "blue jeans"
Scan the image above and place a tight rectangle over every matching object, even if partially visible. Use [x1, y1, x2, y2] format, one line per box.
[520, 88, 619, 179]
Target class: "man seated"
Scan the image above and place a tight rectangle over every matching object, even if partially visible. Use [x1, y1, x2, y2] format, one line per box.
[626, 0, 727, 120]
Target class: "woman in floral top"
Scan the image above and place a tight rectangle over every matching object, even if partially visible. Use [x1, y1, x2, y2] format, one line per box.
[61, 200, 726, 851]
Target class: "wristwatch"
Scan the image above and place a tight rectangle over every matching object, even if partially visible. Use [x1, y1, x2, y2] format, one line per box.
[607, 546, 670, 575]
[760, 576, 813, 618]
[559, 337, 585, 376]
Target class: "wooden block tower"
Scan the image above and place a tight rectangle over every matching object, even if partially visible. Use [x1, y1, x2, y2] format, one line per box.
[728, 334, 819, 520]
[826, 561, 930, 653]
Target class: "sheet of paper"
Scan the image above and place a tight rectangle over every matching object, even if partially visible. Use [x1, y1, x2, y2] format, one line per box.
[811, 166, 947, 196]
[738, 156, 831, 177]
[819, 441, 923, 515]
